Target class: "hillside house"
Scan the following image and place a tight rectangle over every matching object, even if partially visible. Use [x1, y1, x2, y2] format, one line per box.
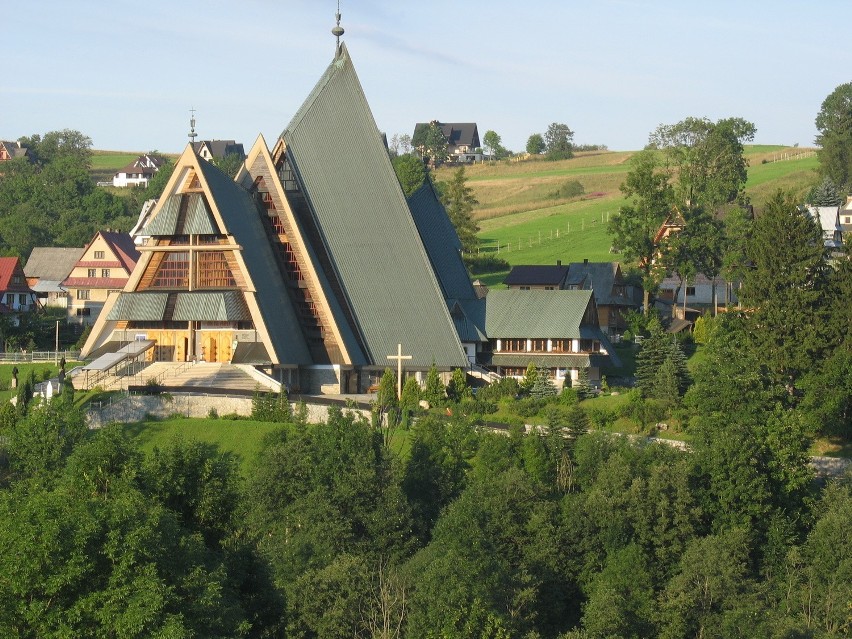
[0, 257, 37, 320]
[191, 140, 245, 162]
[412, 122, 482, 163]
[63, 231, 139, 325]
[565, 260, 642, 335]
[807, 206, 844, 250]
[24, 247, 85, 308]
[112, 154, 164, 188]
[0, 140, 29, 162]
[483, 289, 619, 387]
[504, 263, 570, 290]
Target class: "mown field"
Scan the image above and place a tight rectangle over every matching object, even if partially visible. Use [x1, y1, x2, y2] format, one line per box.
[432, 145, 820, 287]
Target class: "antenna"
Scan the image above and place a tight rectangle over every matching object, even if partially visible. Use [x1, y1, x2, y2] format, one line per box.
[188, 108, 197, 143]
[332, 0, 344, 49]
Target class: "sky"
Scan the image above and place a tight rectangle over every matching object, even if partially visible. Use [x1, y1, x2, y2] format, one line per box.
[2, 0, 851, 154]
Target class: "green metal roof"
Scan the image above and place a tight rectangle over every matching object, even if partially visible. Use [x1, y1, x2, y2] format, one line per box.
[173, 291, 251, 321]
[143, 193, 218, 236]
[280, 44, 467, 369]
[485, 289, 594, 339]
[408, 181, 487, 345]
[195, 158, 312, 365]
[107, 292, 169, 321]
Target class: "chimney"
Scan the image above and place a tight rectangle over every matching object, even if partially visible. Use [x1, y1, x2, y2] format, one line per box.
[556, 260, 561, 267]
[583, 258, 588, 264]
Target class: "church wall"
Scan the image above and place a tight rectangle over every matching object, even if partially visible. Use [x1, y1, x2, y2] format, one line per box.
[303, 365, 343, 394]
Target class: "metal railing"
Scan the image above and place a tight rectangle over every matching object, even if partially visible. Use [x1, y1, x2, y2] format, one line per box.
[0, 350, 80, 363]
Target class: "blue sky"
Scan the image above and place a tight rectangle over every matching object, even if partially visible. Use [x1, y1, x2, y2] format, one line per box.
[2, 1, 850, 153]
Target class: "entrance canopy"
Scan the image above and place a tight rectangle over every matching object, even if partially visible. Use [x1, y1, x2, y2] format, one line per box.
[82, 340, 155, 372]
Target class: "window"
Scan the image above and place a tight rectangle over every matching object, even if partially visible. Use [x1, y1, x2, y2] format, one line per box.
[77, 290, 90, 300]
[18, 294, 27, 306]
[87, 269, 96, 278]
[101, 269, 110, 278]
[5, 294, 13, 305]
[197, 251, 236, 288]
[500, 338, 526, 352]
[152, 252, 189, 288]
[551, 339, 568, 352]
[545, 286, 554, 290]
[686, 286, 696, 296]
[75, 308, 91, 317]
[94, 251, 105, 259]
[12, 275, 22, 285]
[520, 286, 530, 290]
[531, 339, 547, 352]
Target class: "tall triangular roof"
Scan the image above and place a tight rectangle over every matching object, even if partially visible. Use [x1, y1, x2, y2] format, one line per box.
[407, 180, 486, 343]
[280, 44, 467, 368]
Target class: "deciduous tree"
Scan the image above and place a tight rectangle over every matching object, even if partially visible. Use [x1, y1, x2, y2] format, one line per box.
[815, 82, 852, 190]
[544, 122, 574, 160]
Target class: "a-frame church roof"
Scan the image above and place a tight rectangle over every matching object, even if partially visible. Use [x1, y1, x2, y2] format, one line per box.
[280, 43, 467, 369]
[407, 180, 486, 343]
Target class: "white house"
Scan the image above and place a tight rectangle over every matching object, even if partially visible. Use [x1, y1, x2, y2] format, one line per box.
[112, 154, 164, 188]
[807, 206, 843, 250]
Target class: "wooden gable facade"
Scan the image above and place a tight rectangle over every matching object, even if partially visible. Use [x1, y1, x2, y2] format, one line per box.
[82, 145, 307, 370]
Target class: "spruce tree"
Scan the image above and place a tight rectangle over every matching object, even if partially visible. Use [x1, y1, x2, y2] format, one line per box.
[530, 366, 557, 399]
[808, 176, 844, 207]
[520, 363, 538, 395]
[573, 367, 593, 400]
[423, 362, 445, 407]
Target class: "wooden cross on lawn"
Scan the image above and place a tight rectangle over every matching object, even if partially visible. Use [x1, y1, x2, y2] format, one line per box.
[386, 343, 412, 398]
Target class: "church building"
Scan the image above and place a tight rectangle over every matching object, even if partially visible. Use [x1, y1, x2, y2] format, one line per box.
[82, 42, 469, 394]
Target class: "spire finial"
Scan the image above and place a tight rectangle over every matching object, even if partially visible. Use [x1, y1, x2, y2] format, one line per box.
[188, 107, 197, 143]
[332, 1, 344, 48]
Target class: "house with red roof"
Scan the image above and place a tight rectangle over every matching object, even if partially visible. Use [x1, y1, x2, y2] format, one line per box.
[0, 256, 37, 321]
[62, 231, 140, 325]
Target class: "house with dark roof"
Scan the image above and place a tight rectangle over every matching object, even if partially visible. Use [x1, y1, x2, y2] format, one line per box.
[504, 263, 570, 290]
[483, 289, 619, 387]
[564, 260, 642, 334]
[82, 43, 468, 394]
[24, 247, 86, 308]
[112, 154, 164, 188]
[191, 140, 245, 162]
[412, 122, 482, 163]
[0, 257, 37, 320]
[0, 140, 29, 162]
[63, 231, 140, 325]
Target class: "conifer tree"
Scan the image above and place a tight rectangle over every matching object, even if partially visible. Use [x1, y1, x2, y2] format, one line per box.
[530, 366, 557, 399]
[573, 367, 593, 400]
[439, 166, 479, 254]
[446, 368, 472, 402]
[520, 363, 538, 395]
[423, 362, 445, 407]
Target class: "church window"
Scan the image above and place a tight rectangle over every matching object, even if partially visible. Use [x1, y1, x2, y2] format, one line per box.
[152, 252, 190, 288]
[197, 251, 236, 288]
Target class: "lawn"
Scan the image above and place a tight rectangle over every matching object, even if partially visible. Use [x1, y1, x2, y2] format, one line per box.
[90, 152, 139, 171]
[122, 417, 283, 476]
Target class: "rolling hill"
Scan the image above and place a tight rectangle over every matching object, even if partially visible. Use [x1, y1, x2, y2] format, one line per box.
[431, 145, 820, 287]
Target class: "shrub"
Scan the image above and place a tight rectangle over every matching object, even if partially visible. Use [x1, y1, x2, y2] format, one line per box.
[207, 407, 219, 419]
[463, 254, 510, 275]
[548, 179, 585, 199]
[477, 377, 519, 402]
[586, 406, 616, 430]
[516, 397, 544, 418]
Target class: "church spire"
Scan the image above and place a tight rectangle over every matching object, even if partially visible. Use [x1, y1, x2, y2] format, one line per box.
[188, 108, 198, 144]
[332, 1, 344, 50]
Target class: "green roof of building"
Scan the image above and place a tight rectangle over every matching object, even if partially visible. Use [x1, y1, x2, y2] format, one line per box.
[196, 158, 312, 365]
[280, 44, 467, 369]
[408, 180, 486, 344]
[485, 289, 595, 339]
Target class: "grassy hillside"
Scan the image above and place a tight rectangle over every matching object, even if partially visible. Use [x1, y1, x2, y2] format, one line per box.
[432, 146, 819, 287]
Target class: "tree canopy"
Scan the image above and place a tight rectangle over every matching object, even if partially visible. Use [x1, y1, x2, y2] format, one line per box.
[815, 82, 852, 191]
[544, 122, 574, 160]
[438, 166, 480, 253]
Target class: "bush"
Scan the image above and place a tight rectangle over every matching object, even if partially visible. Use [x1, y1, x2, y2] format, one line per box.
[586, 406, 616, 430]
[548, 179, 585, 200]
[463, 254, 510, 275]
[516, 397, 545, 418]
[477, 377, 520, 402]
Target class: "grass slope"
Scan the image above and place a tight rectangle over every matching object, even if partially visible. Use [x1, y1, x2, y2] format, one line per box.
[435, 146, 819, 286]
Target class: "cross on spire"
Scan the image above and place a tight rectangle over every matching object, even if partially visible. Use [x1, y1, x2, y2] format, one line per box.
[386, 343, 412, 398]
[188, 108, 197, 143]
